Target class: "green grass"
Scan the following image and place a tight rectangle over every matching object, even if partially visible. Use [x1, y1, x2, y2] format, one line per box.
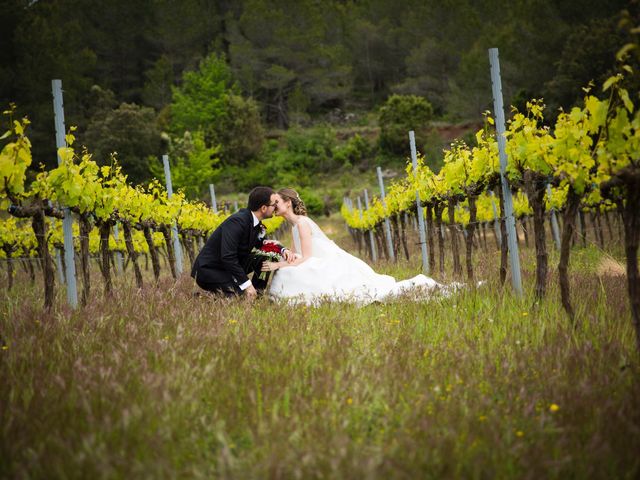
[1, 219, 639, 478]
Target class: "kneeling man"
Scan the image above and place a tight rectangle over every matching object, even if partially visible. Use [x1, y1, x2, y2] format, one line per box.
[191, 186, 294, 300]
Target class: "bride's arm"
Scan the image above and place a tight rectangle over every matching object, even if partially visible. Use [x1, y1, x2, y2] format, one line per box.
[287, 221, 312, 266]
[263, 221, 312, 271]
[289, 227, 298, 255]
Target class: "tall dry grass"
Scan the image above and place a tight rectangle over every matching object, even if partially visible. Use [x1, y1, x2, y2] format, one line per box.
[0, 217, 638, 478]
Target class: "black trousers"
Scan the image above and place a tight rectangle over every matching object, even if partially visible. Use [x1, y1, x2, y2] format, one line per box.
[195, 254, 270, 297]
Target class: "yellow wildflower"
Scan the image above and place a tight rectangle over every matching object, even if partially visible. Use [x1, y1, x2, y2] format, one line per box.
[516, 431, 524, 437]
[346, 397, 353, 405]
[549, 403, 560, 413]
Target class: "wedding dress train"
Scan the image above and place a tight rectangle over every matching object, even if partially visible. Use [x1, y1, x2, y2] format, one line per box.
[269, 216, 442, 305]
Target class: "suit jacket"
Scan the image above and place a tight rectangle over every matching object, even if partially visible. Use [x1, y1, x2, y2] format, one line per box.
[191, 208, 264, 287]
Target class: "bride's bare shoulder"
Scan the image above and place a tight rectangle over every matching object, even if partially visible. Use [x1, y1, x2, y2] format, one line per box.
[300, 216, 320, 231]
[297, 217, 313, 230]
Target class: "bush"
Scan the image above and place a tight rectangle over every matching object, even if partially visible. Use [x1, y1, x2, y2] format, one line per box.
[228, 126, 337, 191]
[297, 187, 324, 216]
[169, 53, 265, 167]
[332, 134, 372, 168]
[149, 130, 221, 198]
[283, 125, 337, 172]
[378, 94, 434, 156]
[170, 53, 233, 138]
[216, 94, 264, 165]
[222, 160, 273, 192]
[84, 102, 162, 184]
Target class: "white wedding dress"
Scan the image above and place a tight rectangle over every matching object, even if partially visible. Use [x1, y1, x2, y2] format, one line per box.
[269, 216, 442, 305]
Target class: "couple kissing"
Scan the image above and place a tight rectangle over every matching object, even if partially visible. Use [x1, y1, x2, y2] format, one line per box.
[192, 186, 444, 305]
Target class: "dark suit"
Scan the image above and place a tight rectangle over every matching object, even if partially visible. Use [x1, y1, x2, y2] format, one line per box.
[191, 209, 271, 296]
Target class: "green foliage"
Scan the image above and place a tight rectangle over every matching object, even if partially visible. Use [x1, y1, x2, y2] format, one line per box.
[142, 55, 174, 110]
[169, 54, 265, 166]
[545, 17, 630, 114]
[215, 94, 264, 165]
[236, 127, 323, 186]
[226, 125, 342, 202]
[296, 187, 324, 216]
[0, 110, 32, 199]
[332, 134, 372, 168]
[228, 0, 352, 128]
[288, 82, 311, 125]
[169, 53, 234, 139]
[3, 0, 631, 171]
[421, 130, 446, 172]
[378, 94, 433, 155]
[83, 102, 162, 184]
[149, 130, 221, 199]
[283, 125, 336, 171]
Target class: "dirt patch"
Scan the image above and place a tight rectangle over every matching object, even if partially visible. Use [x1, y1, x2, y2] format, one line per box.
[434, 121, 483, 143]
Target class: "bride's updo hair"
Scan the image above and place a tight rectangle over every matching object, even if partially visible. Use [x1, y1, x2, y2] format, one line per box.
[278, 188, 307, 216]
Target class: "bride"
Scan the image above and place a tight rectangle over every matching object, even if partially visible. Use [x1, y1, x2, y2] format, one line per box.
[263, 188, 443, 305]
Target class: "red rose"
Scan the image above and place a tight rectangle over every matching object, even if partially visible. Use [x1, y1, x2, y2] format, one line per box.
[260, 242, 282, 254]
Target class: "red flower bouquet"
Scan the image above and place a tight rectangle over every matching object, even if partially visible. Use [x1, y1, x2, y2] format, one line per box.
[252, 240, 284, 280]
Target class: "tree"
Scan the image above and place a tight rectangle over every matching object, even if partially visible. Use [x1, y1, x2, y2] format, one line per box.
[83, 103, 163, 184]
[215, 94, 264, 165]
[144, 0, 228, 76]
[378, 94, 434, 155]
[79, 0, 155, 102]
[227, 0, 352, 128]
[10, 0, 97, 169]
[545, 17, 631, 113]
[169, 53, 264, 165]
[142, 55, 174, 110]
[169, 53, 234, 140]
[150, 130, 221, 198]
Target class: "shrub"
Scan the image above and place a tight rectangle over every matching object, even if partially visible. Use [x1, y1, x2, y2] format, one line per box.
[84, 102, 162, 184]
[170, 53, 264, 166]
[297, 187, 324, 216]
[215, 94, 264, 165]
[333, 134, 372, 168]
[378, 94, 434, 156]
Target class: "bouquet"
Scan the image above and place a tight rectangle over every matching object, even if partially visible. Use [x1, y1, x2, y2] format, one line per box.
[252, 240, 284, 280]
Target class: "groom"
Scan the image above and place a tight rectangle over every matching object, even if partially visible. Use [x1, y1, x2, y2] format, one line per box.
[191, 186, 294, 300]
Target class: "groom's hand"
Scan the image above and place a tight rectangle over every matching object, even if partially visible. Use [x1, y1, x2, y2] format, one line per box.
[244, 285, 258, 301]
[282, 249, 296, 264]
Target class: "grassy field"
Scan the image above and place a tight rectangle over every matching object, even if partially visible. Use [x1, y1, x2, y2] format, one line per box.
[1, 216, 639, 478]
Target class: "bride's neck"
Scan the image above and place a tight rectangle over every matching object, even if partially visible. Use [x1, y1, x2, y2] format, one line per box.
[285, 212, 300, 224]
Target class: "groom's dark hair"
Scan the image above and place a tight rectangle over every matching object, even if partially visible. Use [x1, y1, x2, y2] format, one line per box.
[248, 186, 275, 211]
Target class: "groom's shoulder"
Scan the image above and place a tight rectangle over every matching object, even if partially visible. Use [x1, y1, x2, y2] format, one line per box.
[231, 208, 250, 220]
[221, 208, 250, 226]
